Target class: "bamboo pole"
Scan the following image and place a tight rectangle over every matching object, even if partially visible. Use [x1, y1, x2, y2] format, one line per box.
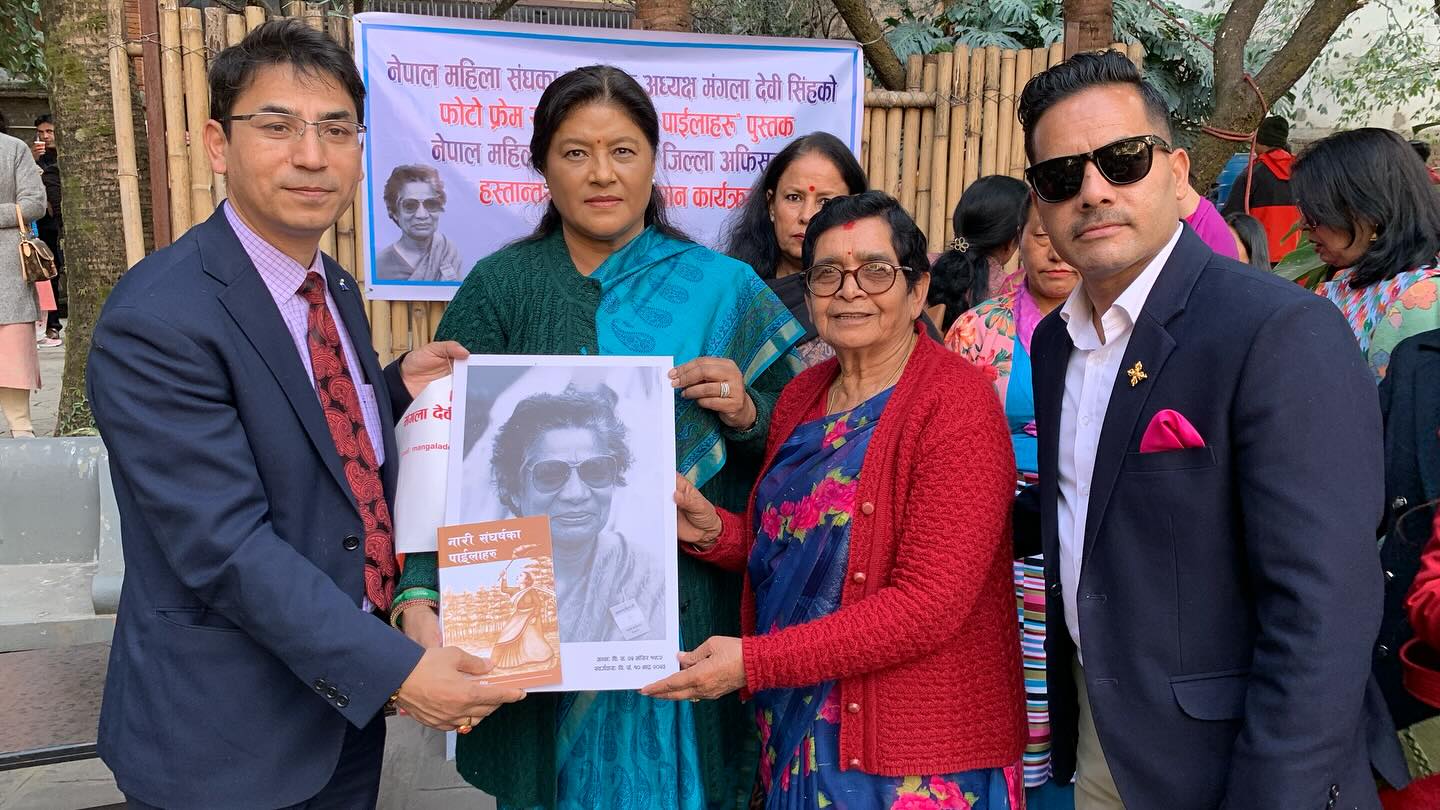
[180, 7, 213, 223]
[226, 12, 245, 46]
[428, 302, 446, 341]
[864, 90, 935, 107]
[1008, 48, 1032, 179]
[945, 47, 970, 246]
[898, 55, 923, 214]
[884, 106, 902, 198]
[996, 49, 1017, 178]
[203, 8, 227, 65]
[390, 302, 410, 359]
[869, 93, 888, 195]
[107, 0, 145, 267]
[861, 80, 872, 178]
[1127, 41, 1145, 72]
[929, 50, 954, 253]
[913, 57, 938, 241]
[303, 2, 326, 31]
[979, 47, 1000, 178]
[159, 0, 192, 237]
[1048, 42, 1064, 68]
[962, 47, 985, 192]
[371, 300, 392, 363]
[410, 303, 431, 350]
[245, 5, 266, 30]
[138, 0, 171, 248]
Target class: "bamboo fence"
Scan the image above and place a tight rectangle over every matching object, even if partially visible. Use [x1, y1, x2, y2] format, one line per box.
[108, 2, 1143, 364]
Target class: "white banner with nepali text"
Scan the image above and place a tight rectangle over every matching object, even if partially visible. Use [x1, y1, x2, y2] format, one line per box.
[354, 12, 863, 301]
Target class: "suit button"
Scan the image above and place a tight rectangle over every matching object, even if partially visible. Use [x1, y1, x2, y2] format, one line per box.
[1329, 784, 1339, 799]
[1385, 570, 1395, 583]
[343, 535, 360, 550]
[1048, 582, 1061, 594]
[851, 572, 866, 584]
[860, 502, 875, 516]
[325, 686, 339, 699]
[1377, 644, 1391, 658]
[313, 678, 326, 691]
[1393, 496, 1409, 510]
[336, 695, 350, 708]
[846, 702, 860, 714]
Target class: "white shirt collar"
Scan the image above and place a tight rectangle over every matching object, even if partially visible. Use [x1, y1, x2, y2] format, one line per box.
[1059, 224, 1183, 349]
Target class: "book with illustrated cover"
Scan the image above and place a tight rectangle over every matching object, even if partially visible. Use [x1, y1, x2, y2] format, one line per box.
[438, 516, 562, 688]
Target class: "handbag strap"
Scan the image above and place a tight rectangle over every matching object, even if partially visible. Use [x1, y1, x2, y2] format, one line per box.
[13, 203, 21, 232]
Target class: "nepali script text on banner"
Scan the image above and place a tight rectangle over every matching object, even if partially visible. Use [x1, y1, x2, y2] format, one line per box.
[353, 12, 864, 301]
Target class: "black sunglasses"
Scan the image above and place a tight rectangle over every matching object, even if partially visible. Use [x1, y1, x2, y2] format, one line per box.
[1026, 135, 1173, 203]
[527, 456, 619, 494]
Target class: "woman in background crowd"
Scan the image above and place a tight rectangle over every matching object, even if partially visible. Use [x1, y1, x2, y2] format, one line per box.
[0, 127, 47, 438]
[946, 199, 1079, 810]
[928, 175, 1028, 332]
[725, 132, 867, 367]
[1300, 128, 1440, 381]
[646, 191, 1025, 809]
[391, 65, 802, 810]
[1225, 211, 1271, 269]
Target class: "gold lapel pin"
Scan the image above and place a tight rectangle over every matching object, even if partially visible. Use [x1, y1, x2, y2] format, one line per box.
[1127, 361, 1147, 387]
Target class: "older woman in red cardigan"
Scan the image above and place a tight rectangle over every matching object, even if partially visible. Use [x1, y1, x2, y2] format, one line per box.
[643, 191, 1025, 809]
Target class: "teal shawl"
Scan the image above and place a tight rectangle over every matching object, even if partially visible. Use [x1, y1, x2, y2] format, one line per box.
[592, 227, 804, 488]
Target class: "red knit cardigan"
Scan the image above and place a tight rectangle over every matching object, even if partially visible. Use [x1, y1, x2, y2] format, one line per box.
[688, 330, 1026, 777]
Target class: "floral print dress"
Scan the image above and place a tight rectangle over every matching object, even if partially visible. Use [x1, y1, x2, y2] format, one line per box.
[1316, 257, 1440, 381]
[748, 388, 1022, 810]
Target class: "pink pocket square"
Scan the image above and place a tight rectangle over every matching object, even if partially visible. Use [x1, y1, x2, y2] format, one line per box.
[1140, 409, 1206, 453]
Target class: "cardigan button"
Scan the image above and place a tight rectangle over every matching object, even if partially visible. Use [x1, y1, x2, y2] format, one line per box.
[846, 702, 860, 714]
[851, 572, 866, 584]
[848, 758, 861, 769]
[860, 501, 875, 516]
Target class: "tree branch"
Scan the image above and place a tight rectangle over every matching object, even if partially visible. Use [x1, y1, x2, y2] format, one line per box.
[488, 0, 522, 19]
[829, 0, 905, 90]
[1211, 0, 1268, 102]
[1254, 0, 1366, 100]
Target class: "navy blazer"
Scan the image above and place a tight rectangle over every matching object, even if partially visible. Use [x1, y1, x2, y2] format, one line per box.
[88, 208, 424, 808]
[1032, 226, 1407, 808]
[1376, 328, 1440, 731]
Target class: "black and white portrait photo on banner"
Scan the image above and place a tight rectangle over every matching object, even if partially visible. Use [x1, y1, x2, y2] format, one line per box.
[446, 355, 680, 691]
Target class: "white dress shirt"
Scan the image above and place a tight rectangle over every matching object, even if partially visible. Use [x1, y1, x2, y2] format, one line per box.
[1056, 224, 1182, 659]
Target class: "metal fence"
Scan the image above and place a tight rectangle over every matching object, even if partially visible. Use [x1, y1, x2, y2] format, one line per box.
[366, 0, 634, 28]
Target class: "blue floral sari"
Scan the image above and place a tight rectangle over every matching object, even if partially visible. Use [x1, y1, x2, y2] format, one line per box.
[748, 388, 1019, 810]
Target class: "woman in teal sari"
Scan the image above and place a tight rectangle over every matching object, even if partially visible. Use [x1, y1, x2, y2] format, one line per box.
[389, 65, 803, 810]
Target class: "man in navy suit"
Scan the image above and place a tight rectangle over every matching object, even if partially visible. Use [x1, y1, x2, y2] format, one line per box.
[88, 21, 523, 808]
[1021, 52, 1406, 809]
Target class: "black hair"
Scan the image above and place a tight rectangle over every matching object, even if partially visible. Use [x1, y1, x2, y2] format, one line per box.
[1224, 212, 1270, 270]
[525, 65, 687, 243]
[1413, 140, 1432, 163]
[209, 19, 365, 135]
[1018, 49, 1172, 163]
[723, 132, 868, 279]
[382, 164, 446, 222]
[800, 191, 930, 290]
[928, 175, 1029, 330]
[34, 114, 52, 128]
[491, 386, 634, 514]
[1291, 128, 1440, 287]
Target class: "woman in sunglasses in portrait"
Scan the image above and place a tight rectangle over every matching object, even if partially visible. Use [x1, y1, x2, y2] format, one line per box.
[1298, 128, 1440, 382]
[491, 387, 663, 644]
[388, 65, 802, 810]
[375, 163, 463, 282]
[724, 132, 869, 368]
[643, 191, 1026, 810]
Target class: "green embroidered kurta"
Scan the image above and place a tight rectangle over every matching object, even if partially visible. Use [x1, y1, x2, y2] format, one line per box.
[397, 230, 794, 808]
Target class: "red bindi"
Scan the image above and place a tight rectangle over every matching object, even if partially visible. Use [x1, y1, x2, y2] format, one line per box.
[841, 221, 856, 230]
[808, 185, 815, 192]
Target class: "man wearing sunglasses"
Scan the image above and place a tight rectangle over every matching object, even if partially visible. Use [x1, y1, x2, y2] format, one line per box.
[86, 21, 523, 809]
[1022, 51, 1405, 809]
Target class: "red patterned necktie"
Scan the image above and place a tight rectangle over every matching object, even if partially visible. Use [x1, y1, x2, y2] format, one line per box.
[299, 272, 395, 611]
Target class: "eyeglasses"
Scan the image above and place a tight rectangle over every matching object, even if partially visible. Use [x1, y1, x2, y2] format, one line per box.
[1025, 135, 1172, 203]
[526, 456, 619, 493]
[399, 198, 444, 214]
[226, 112, 366, 148]
[803, 261, 905, 297]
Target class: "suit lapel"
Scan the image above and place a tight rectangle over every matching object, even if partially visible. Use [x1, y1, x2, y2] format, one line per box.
[1082, 226, 1207, 565]
[1032, 313, 1073, 563]
[326, 263, 399, 495]
[198, 210, 355, 505]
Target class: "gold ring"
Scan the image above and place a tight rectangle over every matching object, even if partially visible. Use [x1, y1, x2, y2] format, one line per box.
[458, 717, 474, 734]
